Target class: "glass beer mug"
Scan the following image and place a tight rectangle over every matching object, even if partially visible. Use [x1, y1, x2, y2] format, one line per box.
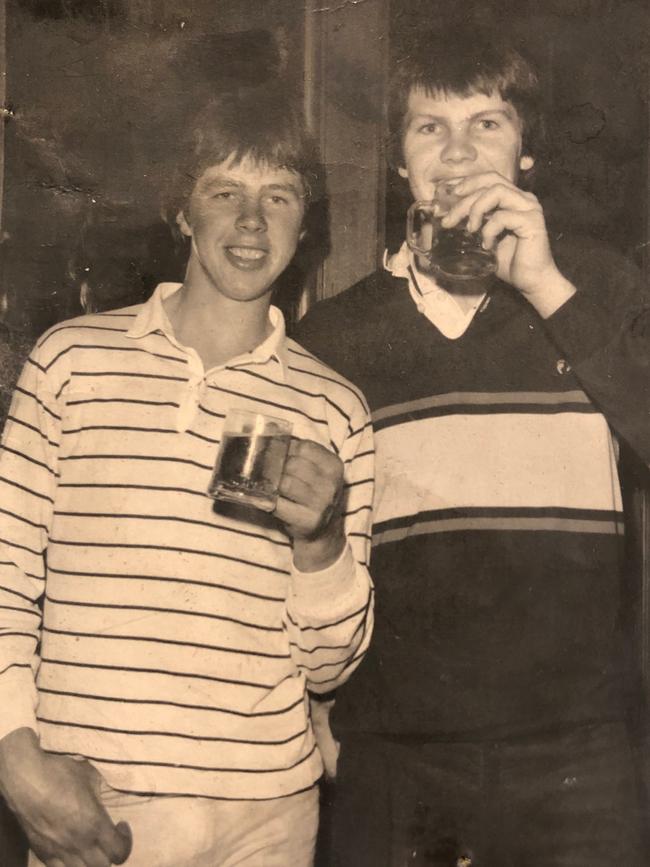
[208, 409, 292, 512]
[406, 178, 497, 281]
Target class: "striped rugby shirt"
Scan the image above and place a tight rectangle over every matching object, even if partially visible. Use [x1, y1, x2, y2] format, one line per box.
[0, 283, 374, 800]
[296, 238, 640, 738]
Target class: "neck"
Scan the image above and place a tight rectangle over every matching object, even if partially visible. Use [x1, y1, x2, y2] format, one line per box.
[164, 273, 272, 370]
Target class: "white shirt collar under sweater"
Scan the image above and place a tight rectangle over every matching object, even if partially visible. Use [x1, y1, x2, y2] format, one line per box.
[384, 242, 487, 339]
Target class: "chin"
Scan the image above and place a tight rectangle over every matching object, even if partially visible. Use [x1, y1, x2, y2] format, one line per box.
[225, 286, 275, 303]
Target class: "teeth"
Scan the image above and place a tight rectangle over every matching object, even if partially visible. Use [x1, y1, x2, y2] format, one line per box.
[230, 247, 265, 260]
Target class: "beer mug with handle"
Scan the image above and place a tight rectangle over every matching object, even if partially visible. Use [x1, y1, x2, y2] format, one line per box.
[406, 178, 497, 281]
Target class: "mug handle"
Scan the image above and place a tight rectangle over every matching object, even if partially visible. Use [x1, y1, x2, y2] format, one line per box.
[406, 200, 438, 258]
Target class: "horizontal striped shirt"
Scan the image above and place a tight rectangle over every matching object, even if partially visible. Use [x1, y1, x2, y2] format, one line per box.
[0, 283, 374, 800]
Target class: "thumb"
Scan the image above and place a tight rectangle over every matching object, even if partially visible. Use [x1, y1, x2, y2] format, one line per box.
[113, 821, 133, 864]
[77, 761, 133, 863]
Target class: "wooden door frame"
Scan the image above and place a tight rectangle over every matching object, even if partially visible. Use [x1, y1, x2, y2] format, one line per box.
[302, 0, 389, 305]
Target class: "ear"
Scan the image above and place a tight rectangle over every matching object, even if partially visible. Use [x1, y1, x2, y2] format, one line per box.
[176, 210, 192, 238]
[398, 165, 409, 179]
[519, 154, 535, 172]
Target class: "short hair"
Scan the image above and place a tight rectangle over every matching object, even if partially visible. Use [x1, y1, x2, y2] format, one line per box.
[164, 82, 322, 225]
[388, 28, 545, 173]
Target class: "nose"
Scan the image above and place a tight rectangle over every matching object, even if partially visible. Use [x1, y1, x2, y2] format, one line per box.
[440, 129, 477, 165]
[236, 198, 267, 233]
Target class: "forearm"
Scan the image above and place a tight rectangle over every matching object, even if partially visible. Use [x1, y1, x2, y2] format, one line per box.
[0, 348, 59, 737]
[544, 293, 650, 464]
[285, 544, 374, 693]
[0, 561, 44, 738]
[0, 559, 44, 742]
[0, 662, 39, 741]
[0, 489, 47, 740]
[283, 388, 375, 689]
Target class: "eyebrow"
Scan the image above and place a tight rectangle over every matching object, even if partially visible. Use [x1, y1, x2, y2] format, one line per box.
[199, 177, 304, 196]
[409, 107, 517, 124]
[473, 108, 517, 121]
[198, 177, 242, 193]
[265, 182, 304, 197]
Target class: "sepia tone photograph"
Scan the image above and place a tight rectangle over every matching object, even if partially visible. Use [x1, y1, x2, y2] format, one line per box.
[0, 0, 649, 865]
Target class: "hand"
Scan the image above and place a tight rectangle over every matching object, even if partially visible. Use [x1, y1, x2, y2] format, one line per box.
[0, 728, 132, 867]
[310, 696, 340, 779]
[275, 439, 346, 572]
[443, 172, 576, 317]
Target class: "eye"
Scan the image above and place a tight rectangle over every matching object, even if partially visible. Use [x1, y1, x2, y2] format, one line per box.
[418, 122, 442, 135]
[476, 118, 500, 130]
[268, 194, 289, 205]
[212, 190, 235, 200]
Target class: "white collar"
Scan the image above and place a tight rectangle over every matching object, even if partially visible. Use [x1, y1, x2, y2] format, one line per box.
[384, 243, 488, 339]
[127, 283, 289, 379]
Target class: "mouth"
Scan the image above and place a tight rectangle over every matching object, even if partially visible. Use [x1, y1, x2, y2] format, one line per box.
[433, 176, 465, 187]
[224, 245, 269, 270]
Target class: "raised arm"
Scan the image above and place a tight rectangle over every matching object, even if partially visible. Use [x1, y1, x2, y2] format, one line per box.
[543, 292, 650, 466]
[279, 409, 374, 696]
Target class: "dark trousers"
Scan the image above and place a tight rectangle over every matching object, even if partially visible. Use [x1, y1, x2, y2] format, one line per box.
[329, 722, 647, 867]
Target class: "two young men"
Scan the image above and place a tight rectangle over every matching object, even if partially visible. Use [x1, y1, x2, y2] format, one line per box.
[0, 86, 374, 867]
[297, 30, 648, 867]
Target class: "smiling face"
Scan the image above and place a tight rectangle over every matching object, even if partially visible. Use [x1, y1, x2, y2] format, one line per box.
[177, 153, 306, 304]
[398, 87, 535, 202]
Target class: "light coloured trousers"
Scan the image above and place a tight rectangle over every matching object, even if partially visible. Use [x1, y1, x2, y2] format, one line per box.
[29, 784, 319, 867]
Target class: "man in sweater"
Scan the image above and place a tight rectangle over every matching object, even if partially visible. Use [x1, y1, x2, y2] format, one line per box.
[0, 84, 374, 867]
[296, 28, 648, 867]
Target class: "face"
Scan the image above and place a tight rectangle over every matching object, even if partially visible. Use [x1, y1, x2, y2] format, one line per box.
[398, 87, 535, 202]
[178, 154, 306, 303]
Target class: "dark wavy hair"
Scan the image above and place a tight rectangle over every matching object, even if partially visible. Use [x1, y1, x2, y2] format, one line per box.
[163, 81, 323, 228]
[388, 28, 545, 178]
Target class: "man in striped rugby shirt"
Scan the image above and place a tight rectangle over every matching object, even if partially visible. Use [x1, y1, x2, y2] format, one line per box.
[296, 25, 648, 867]
[0, 84, 374, 867]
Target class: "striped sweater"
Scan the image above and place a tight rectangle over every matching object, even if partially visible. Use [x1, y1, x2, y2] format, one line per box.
[296, 239, 641, 739]
[0, 283, 374, 799]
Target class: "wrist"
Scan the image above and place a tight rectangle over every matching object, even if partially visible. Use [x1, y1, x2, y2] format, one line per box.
[292, 520, 346, 573]
[0, 727, 43, 800]
[521, 269, 576, 319]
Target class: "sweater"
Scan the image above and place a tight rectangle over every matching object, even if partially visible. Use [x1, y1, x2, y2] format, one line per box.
[296, 238, 644, 739]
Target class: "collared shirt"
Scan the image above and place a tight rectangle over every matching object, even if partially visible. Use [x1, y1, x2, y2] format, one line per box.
[0, 284, 374, 800]
[384, 242, 487, 339]
[128, 283, 292, 433]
